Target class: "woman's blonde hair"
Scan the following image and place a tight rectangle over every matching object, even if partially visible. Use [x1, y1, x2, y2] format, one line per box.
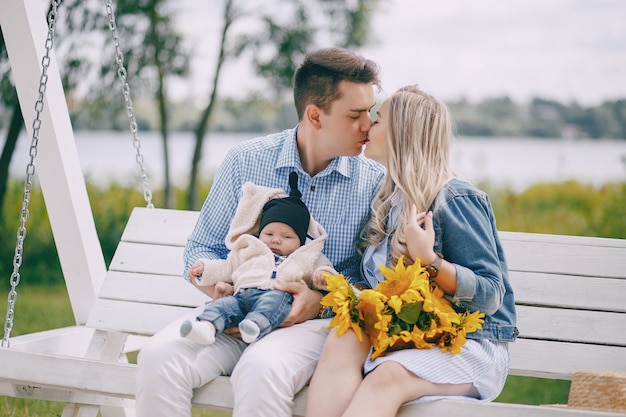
[365, 85, 455, 266]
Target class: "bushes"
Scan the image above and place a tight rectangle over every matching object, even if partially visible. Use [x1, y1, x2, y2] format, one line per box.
[489, 181, 626, 238]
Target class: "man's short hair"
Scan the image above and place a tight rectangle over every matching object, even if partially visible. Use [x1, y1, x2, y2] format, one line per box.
[293, 47, 381, 120]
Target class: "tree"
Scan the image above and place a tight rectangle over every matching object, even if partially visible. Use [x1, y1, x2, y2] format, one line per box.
[187, 0, 235, 211]
[0, 2, 75, 214]
[185, 0, 380, 209]
[67, 0, 190, 208]
[111, 0, 189, 207]
[0, 28, 23, 214]
[0, 0, 190, 211]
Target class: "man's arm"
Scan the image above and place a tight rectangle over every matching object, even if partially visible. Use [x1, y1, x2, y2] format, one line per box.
[183, 151, 242, 277]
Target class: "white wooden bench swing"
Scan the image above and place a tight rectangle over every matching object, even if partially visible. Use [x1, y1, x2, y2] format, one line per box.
[1, 0, 626, 416]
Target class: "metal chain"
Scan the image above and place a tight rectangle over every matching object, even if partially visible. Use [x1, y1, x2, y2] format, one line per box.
[104, 0, 154, 208]
[2, 0, 59, 348]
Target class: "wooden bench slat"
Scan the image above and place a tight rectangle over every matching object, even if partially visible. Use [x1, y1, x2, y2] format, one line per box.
[99, 271, 208, 307]
[0, 383, 133, 409]
[109, 241, 185, 276]
[499, 230, 626, 249]
[510, 271, 626, 312]
[120, 207, 199, 245]
[508, 339, 626, 378]
[0, 348, 135, 398]
[86, 299, 192, 336]
[516, 305, 626, 346]
[500, 233, 626, 279]
[396, 399, 622, 417]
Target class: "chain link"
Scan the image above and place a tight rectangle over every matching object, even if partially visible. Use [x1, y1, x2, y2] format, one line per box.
[2, 0, 156, 347]
[2, 0, 59, 348]
[105, 0, 154, 208]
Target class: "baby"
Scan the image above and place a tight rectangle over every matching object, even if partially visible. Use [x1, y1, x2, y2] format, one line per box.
[180, 172, 335, 344]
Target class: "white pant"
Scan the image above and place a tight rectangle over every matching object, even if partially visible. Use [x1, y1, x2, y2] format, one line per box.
[136, 305, 331, 417]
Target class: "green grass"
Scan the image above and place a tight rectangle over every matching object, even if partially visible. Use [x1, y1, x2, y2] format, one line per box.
[496, 376, 569, 405]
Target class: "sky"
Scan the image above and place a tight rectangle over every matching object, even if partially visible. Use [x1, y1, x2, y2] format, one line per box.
[175, 0, 626, 106]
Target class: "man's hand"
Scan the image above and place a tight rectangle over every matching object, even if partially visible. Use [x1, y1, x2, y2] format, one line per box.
[273, 281, 323, 327]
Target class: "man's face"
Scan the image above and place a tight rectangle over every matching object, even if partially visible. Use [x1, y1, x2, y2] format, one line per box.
[317, 80, 376, 158]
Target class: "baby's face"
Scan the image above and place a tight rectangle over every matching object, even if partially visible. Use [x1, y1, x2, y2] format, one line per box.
[259, 222, 301, 256]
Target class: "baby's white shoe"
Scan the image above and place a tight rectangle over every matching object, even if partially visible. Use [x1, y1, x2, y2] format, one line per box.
[239, 319, 261, 343]
[180, 319, 216, 345]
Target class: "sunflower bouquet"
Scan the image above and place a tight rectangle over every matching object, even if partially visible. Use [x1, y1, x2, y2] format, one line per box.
[321, 256, 485, 360]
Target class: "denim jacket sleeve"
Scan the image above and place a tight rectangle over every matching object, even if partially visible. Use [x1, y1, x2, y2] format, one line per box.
[431, 181, 506, 315]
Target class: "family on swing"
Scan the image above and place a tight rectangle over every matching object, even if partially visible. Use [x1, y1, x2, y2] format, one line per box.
[136, 47, 518, 417]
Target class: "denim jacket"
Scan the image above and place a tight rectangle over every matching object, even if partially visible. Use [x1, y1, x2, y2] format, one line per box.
[430, 178, 518, 342]
[361, 178, 518, 342]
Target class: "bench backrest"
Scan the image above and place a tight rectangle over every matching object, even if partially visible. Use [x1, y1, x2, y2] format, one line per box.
[87, 207, 626, 380]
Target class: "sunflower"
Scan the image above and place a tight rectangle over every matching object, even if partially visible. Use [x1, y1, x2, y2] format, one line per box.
[320, 273, 363, 340]
[322, 256, 485, 359]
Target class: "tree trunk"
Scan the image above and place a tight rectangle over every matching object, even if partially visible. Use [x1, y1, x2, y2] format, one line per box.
[0, 97, 24, 214]
[187, 0, 234, 210]
[148, 2, 172, 208]
[156, 60, 172, 208]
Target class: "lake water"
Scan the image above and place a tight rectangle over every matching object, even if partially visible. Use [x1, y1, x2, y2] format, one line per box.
[8, 131, 626, 192]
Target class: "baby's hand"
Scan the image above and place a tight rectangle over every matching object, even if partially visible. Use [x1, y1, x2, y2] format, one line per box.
[188, 260, 204, 281]
[312, 272, 329, 291]
[213, 282, 234, 299]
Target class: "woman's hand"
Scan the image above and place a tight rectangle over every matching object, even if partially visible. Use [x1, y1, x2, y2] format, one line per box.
[273, 282, 323, 326]
[405, 205, 437, 265]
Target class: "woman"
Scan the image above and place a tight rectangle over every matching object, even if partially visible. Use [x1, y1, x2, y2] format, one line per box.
[305, 85, 518, 417]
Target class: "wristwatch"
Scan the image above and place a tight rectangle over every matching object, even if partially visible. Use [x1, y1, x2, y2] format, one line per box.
[424, 253, 443, 278]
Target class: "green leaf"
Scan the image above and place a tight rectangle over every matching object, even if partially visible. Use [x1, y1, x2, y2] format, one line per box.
[397, 303, 423, 324]
[416, 313, 432, 331]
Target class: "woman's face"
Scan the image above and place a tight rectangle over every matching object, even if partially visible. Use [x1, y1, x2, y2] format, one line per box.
[364, 99, 390, 167]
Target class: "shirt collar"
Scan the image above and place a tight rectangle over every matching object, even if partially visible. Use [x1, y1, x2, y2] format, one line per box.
[276, 126, 352, 178]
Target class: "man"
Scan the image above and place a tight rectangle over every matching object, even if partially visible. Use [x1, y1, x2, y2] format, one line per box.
[136, 47, 385, 417]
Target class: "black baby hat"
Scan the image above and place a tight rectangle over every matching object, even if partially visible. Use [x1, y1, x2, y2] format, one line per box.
[259, 172, 311, 245]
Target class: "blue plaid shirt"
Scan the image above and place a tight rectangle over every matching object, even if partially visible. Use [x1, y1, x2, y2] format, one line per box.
[184, 127, 385, 286]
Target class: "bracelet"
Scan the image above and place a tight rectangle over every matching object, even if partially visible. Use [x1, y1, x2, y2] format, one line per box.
[317, 305, 326, 319]
[424, 252, 444, 279]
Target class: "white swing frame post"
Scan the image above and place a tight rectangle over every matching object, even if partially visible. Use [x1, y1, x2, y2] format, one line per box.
[1, 2, 135, 416]
[0, 0, 106, 325]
